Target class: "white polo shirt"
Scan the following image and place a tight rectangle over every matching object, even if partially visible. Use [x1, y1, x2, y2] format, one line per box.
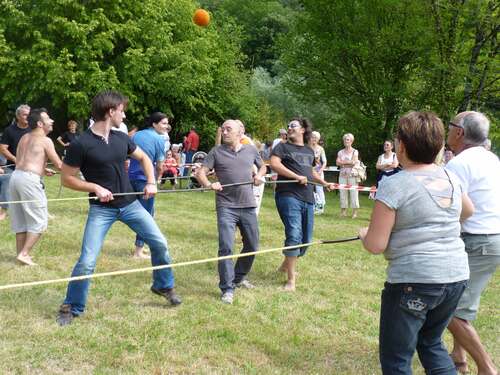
[446, 146, 500, 234]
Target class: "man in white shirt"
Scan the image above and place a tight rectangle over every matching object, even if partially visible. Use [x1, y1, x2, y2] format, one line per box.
[446, 111, 499, 375]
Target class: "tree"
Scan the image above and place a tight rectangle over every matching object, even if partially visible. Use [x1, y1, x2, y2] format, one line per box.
[279, 0, 434, 163]
[0, 0, 257, 150]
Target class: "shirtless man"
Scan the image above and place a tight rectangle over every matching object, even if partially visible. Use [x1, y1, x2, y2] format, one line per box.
[9, 108, 62, 265]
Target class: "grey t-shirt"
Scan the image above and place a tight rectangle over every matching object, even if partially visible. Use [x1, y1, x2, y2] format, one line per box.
[376, 168, 469, 284]
[204, 144, 263, 208]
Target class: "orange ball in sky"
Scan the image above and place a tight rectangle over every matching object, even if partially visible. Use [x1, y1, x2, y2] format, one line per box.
[193, 9, 210, 27]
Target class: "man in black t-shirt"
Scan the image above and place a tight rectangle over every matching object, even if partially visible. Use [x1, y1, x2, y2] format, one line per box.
[0, 104, 31, 218]
[56, 91, 181, 326]
[270, 118, 333, 292]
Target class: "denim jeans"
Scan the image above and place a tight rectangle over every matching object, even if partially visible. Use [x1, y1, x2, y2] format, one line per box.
[63, 200, 174, 315]
[216, 206, 259, 292]
[183, 150, 195, 176]
[275, 194, 314, 257]
[130, 179, 155, 248]
[379, 281, 467, 375]
[0, 167, 13, 209]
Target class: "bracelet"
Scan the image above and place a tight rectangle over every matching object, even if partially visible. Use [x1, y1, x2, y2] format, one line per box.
[146, 182, 156, 186]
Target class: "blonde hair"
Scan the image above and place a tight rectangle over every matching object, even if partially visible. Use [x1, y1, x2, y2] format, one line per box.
[311, 131, 321, 139]
[342, 133, 354, 142]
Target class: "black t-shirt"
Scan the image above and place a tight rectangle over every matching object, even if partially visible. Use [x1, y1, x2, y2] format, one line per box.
[271, 142, 315, 203]
[0, 122, 31, 160]
[64, 129, 137, 208]
[61, 131, 79, 147]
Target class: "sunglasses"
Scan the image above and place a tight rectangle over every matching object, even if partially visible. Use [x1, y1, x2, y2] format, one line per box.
[448, 122, 463, 129]
[288, 122, 301, 129]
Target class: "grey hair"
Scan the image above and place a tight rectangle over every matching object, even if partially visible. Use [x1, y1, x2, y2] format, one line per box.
[15, 104, 30, 117]
[459, 112, 490, 146]
[484, 138, 491, 151]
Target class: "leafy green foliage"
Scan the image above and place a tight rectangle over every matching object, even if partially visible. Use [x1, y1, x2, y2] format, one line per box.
[0, 0, 257, 149]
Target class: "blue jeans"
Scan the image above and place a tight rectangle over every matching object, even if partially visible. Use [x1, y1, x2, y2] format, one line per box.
[130, 179, 155, 248]
[275, 194, 314, 257]
[379, 281, 467, 375]
[216, 206, 259, 292]
[63, 200, 175, 316]
[183, 150, 195, 176]
[0, 167, 13, 209]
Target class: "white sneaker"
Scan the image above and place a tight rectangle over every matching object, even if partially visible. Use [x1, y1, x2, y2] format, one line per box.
[221, 291, 234, 304]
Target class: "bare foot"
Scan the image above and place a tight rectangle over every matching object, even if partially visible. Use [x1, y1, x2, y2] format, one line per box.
[0, 209, 7, 221]
[450, 353, 468, 374]
[282, 281, 296, 292]
[16, 254, 38, 266]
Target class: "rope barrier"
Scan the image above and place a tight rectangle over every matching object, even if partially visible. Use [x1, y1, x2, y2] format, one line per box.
[0, 179, 376, 205]
[0, 237, 360, 291]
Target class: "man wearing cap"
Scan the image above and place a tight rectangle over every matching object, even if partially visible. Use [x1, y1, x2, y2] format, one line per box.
[446, 111, 499, 375]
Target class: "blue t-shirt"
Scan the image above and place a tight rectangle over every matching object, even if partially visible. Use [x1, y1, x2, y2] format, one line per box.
[128, 128, 166, 181]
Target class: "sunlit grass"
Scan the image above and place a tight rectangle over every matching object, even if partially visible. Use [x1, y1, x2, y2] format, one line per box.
[0, 178, 497, 374]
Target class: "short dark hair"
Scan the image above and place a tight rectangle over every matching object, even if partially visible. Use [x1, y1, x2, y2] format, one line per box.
[291, 117, 313, 144]
[396, 111, 444, 164]
[91, 91, 128, 122]
[144, 112, 167, 128]
[28, 108, 48, 129]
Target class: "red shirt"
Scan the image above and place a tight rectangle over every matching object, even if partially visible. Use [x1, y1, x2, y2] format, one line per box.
[186, 130, 199, 151]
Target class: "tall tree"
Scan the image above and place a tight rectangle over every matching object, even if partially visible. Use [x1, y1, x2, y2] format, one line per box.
[0, 0, 256, 148]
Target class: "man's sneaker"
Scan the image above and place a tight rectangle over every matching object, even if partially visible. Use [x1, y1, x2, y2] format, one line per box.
[151, 287, 182, 306]
[56, 304, 75, 326]
[221, 291, 234, 304]
[235, 279, 255, 289]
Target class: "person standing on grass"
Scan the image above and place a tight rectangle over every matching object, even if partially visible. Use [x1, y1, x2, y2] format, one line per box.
[9, 108, 62, 266]
[336, 133, 360, 218]
[309, 131, 327, 214]
[270, 118, 334, 292]
[128, 112, 169, 259]
[196, 119, 267, 305]
[445, 111, 499, 375]
[56, 91, 181, 327]
[359, 111, 473, 375]
[0, 104, 31, 220]
[56, 120, 80, 156]
[183, 126, 199, 175]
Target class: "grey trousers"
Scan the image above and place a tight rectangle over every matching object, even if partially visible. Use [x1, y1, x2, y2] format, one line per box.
[216, 206, 259, 292]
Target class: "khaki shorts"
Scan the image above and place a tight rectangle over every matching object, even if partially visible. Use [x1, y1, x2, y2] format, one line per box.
[454, 233, 500, 321]
[9, 169, 48, 234]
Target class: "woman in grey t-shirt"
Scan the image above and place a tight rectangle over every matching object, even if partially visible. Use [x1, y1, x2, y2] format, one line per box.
[359, 111, 474, 375]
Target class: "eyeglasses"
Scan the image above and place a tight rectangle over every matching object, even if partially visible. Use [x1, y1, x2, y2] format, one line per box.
[288, 122, 301, 129]
[448, 122, 463, 129]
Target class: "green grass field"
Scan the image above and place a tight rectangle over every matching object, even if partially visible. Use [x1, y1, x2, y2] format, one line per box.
[0, 177, 498, 374]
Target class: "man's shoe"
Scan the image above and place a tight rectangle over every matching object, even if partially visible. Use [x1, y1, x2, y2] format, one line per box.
[56, 304, 74, 326]
[235, 279, 255, 289]
[221, 291, 234, 304]
[151, 287, 182, 306]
